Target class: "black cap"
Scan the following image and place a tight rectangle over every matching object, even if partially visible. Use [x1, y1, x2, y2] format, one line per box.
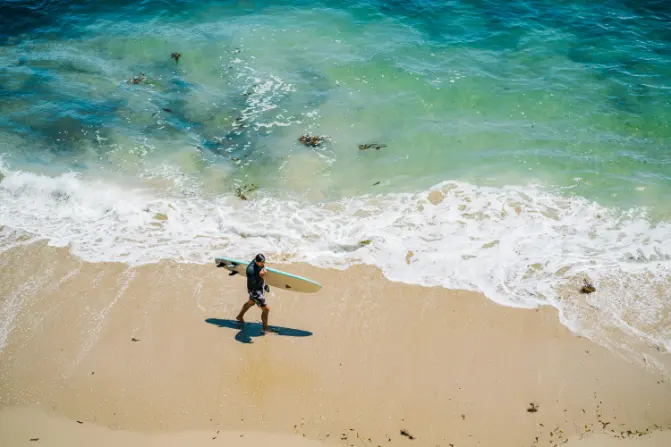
[255, 253, 265, 263]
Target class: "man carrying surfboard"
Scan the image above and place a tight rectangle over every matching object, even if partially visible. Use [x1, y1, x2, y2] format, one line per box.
[236, 253, 272, 332]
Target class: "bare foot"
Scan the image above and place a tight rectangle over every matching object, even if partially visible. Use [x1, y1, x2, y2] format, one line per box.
[236, 316, 245, 325]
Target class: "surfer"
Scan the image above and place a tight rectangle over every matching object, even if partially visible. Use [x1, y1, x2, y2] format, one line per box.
[236, 253, 272, 332]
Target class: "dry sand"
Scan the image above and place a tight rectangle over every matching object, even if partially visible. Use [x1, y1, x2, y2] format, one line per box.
[565, 432, 671, 447]
[0, 405, 328, 447]
[1, 243, 670, 447]
[1, 406, 670, 447]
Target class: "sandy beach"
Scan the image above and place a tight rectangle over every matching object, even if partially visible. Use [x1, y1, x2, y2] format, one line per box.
[3, 0, 671, 445]
[2, 407, 671, 447]
[0, 243, 670, 447]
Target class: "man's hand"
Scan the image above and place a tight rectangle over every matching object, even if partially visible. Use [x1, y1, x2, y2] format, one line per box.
[260, 268, 267, 277]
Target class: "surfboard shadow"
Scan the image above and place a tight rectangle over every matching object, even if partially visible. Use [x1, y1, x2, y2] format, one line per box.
[205, 318, 313, 344]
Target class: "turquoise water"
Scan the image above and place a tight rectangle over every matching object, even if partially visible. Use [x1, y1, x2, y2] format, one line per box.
[2, 1, 670, 206]
[1, 1, 670, 360]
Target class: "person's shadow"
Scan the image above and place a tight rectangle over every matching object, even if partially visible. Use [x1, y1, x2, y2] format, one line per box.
[205, 318, 313, 344]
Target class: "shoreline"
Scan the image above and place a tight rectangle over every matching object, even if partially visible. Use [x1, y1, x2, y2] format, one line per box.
[1, 243, 671, 447]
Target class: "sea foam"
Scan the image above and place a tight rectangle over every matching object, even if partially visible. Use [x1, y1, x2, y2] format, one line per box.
[1, 164, 670, 359]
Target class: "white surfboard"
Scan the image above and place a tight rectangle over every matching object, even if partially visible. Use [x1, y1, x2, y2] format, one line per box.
[215, 256, 322, 294]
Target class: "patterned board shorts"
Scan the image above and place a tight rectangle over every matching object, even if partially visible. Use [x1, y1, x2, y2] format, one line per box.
[248, 289, 267, 308]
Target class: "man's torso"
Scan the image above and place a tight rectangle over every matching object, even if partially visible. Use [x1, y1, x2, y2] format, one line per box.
[246, 260, 264, 291]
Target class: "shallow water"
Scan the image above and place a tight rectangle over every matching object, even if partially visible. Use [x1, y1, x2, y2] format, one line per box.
[1, 0, 670, 360]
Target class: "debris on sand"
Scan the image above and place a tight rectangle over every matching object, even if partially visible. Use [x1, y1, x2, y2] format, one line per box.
[298, 134, 329, 147]
[131, 337, 139, 342]
[579, 279, 596, 294]
[527, 403, 539, 413]
[171, 52, 181, 63]
[127, 73, 146, 85]
[30, 438, 40, 442]
[358, 143, 387, 150]
[400, 429, 415, 440]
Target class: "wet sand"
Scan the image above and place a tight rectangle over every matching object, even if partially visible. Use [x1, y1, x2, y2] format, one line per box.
[1, 243, 670, 447]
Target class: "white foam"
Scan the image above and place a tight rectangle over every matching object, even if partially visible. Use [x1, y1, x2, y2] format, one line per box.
[0, 226, 40, 251]
[233, 66, 298, 131]
[1, 165, 670, 360]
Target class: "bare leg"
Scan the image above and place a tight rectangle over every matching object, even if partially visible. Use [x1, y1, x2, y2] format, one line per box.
[261, 305, 270, 332]
[236, 300, 255, 323]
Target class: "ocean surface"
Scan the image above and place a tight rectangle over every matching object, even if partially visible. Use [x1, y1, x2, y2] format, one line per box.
[1, 1, 670, 362]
